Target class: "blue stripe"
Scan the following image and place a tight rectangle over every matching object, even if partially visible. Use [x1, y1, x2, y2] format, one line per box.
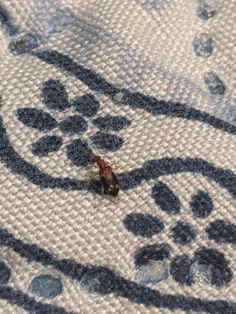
[33, 50, 236, 136]
[0, 114, 236, 199]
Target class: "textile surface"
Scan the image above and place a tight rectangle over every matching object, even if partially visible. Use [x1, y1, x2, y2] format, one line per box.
[0, 0, 235, 313]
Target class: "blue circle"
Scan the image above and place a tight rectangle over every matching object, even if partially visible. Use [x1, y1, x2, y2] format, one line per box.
[171, 221, 196, 245]
[193, 33, 213, 57]
[29, 274, 63, 299]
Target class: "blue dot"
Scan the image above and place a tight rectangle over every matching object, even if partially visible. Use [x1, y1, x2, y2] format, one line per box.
[80, 267, 116, 295]
[91, 132, 124, 151]
[152, 182, 180, 214]
[92, 115, 131, 131]
[42, 80, 70, 111]
[16, 108, 58, 131]
[71, 94, 100, 117]
[193, 33, 213, 57]
[206, 219, 236, 244]
[170, 255, 193, 286]
[0, 261, 11, 285]
[134, 243, 171, 268]
[9, 32, 39, 55]
[190, 190, 213, 218]
[59, 115, 87, 134]
[67, 139, 93, 166]
[123, 213, 164, 238]
[171, 221, 196, 245]
[29, 274, 63, 299]
[32, 135, 63, 157]
[197, 4, 217, 20]
[203, 72, 226, 95]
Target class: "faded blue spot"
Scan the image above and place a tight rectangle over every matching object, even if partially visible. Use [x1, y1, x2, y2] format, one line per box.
[42, 79, 70, 111]
[91, 132, 123, 151]
[71, 94, 99, 117]
[197, 4, 217, 20]
[171, 221, 196, 245]
[190, 190, 213, 218]
[134, 243, 170, 267]
[0, 261, 11, 285]
[206, 219, 236, 244]
[67, 139, 93, 167]
[193, 33, 213, 57]
[16, 108, 58, 131]
[134, 260, 169, 285]
[59, 115, 87, 134]
[29, 274, 62, 299]
[152, 181, 180, 214]
[123, 213, 164, 238]
[92, 115, 131, 131]
[193, 248, 233, 287]
[204, 72, 226, 95]
[32, 135, 63, 157]
[9, 32, 39, 55]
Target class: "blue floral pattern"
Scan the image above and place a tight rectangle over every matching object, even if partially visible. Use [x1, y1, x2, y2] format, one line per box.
[123, 182, 235, 288]
[16, 79, 131, 166]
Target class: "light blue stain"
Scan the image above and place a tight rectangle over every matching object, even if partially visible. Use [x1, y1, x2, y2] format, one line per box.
[29, 274, 63, 299]
[197, 3, 217, 20]
[193, 33, 213, 57]
[203, 72, 226, 95]
[9, 32, 39, 55]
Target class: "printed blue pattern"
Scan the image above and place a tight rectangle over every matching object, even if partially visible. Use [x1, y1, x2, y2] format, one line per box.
[0, 3, 234, 313]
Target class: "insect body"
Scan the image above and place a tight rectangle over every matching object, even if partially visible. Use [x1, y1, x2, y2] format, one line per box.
[92, 156, 120, 197]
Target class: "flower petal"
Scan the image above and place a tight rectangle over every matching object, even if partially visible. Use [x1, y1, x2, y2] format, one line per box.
[67, 139, 93, 166]
[134, 243, 171, 268]
[92, 115, 131, 131]
[59, 115, 87, 134]
[71, 94, 99, 117]
[42, 79, 70, 111]
[206, 219, 236, 244]
[91, 132, 123, 151]
[152, 181, 181, 214]
[32, 135, 63, 157]
[123, 213, 164, 238]
[16, 108, 58, 131]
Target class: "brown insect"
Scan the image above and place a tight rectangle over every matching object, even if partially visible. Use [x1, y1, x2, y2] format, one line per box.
[92, 155, 120, 197]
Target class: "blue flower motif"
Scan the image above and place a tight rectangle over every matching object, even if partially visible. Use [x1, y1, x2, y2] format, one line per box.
[123, 182, 234, 287]
[16, 79, 131, 166]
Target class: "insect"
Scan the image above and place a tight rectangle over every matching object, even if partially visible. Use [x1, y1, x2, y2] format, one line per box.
[92, 155, 120, 197]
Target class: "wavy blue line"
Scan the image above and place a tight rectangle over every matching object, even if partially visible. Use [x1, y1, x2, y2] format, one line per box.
[32, 50, 236, 136]
[0, 228, 235, 313]
[0, 114, 236, 199]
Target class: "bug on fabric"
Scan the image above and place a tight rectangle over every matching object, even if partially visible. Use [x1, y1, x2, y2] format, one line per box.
[92, 155, 120, 198]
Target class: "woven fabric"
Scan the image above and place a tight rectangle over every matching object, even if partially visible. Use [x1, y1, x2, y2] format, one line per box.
[0, 0, 235, 313]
